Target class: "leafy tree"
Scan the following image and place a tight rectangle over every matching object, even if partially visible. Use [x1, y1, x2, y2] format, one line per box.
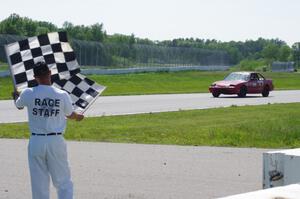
[0, 13, 25, 35]
[0, 13, 58, 36]
[278, 45, 291, 61]
[90, 23, 106, 42]
[262, 43, 280, 61]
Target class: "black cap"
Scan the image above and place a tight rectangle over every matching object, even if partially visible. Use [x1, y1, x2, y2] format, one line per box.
[33, 62, 50, 77]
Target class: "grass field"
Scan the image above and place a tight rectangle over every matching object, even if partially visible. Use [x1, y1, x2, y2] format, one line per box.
[0, 63, 8, 71]
[1, 71, 300, 100]
[1, 103, 300, 148]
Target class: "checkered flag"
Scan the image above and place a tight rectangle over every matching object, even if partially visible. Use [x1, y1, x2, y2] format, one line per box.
[5, 32, 105, 113]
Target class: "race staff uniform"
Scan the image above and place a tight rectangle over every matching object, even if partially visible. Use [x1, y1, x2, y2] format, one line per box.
[13, 62, 84, 199]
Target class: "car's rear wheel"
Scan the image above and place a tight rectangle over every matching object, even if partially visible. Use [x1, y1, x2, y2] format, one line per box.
[238, 86, 247, 98]
[262, 86, 270, 97]
[212, 91, 220, 98]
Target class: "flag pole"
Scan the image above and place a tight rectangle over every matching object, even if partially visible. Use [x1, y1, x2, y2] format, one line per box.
[4, 44, 17, 93]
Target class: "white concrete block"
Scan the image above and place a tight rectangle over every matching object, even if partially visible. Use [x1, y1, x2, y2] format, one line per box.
[218, 183, 300, 199]
[263, 149, 300, 189]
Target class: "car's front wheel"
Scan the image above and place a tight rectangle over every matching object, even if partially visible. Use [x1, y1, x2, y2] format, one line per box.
[212, 91, 220, 98]
[262, 86, 270, 97]
[238, 86, 247, 97]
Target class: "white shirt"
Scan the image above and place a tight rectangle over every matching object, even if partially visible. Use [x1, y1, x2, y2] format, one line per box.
[15, 85, 74, 134]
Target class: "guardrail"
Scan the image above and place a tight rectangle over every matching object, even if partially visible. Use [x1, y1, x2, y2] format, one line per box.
[0, 70, 9, 77]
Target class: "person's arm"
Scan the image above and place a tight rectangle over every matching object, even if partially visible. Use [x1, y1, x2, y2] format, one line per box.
[12, 91, 25, 110]
[66, 112, 84, 121]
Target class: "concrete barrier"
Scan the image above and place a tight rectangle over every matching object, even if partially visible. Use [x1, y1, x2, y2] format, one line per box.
[219, 148, 300, 199]
[218, 183, 300, 199]
[263, 148, 300, 189]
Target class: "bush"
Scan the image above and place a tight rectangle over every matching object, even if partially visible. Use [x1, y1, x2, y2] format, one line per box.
[233, 59, 268, 71]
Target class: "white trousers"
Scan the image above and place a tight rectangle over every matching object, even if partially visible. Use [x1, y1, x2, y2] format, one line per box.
[28, 135, 73, 199]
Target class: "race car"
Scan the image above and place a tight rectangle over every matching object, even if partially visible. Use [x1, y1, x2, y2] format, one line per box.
[209, 72, 274, 98]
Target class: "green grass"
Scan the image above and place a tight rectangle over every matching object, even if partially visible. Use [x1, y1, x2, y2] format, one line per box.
[88, 71, 225, 96]
[1, 71, 300, 100]
[0, 64, 8, 71]
[0, 76, 14, 99]
[266, 72, 300, 91]
[1, 103, 300, 148]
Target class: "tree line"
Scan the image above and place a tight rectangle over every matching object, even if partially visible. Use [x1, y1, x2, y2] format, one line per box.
[0, 13, 299, 67]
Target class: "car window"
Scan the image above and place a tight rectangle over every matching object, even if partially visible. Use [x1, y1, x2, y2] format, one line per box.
[224, 73, 249, 81]
[250, 73, 259, 81]
[257, 73, 265, 80]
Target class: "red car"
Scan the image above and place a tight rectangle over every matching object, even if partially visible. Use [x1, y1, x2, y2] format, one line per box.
[209, 72, 274, 98]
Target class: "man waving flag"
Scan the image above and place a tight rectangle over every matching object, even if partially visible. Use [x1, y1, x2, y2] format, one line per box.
[5, 31, 105, 113]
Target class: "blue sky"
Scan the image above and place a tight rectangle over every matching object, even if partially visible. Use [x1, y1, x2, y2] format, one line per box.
[1, 0, 299, 45]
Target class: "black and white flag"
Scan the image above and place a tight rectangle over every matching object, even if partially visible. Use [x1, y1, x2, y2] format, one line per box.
[5, 32, 105, 113]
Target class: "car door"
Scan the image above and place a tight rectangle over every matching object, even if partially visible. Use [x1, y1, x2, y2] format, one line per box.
[248, 73, 260, 93]
[256, 73, 265, 92]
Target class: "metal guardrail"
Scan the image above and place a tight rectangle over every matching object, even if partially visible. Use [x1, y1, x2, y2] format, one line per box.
[0, 70, 9, 77]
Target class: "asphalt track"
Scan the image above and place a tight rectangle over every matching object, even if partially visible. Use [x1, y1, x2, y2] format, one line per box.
[0, 90, 300, 123]
[0, 139, 270, 199]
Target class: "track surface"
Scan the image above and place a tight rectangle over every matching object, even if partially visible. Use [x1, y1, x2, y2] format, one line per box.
[1, 90, 300, 123]
[0, 139, 270, 199]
